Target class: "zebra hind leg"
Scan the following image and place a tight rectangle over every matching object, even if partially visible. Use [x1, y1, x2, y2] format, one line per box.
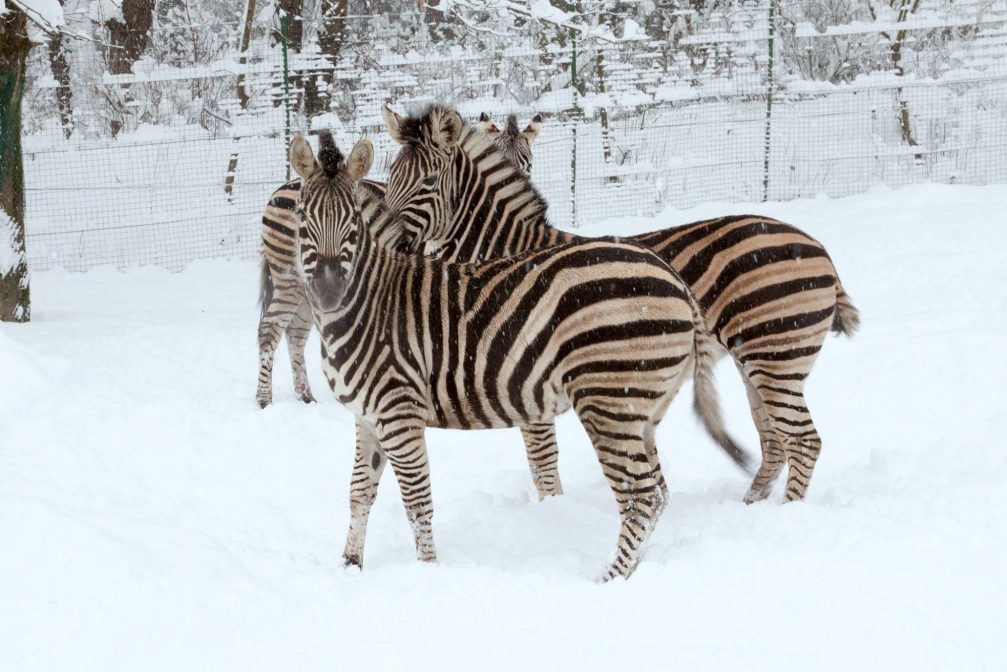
[342, 420, 387, 568]
[519, 423, 564, 499]
[256, 272, 301, 408]
[741, 363, 822, 502]
[375, 400, 437, 563]
[574, 400, 666, 582]
[286, 298, 316, 404]
[736, 364, 787, 504]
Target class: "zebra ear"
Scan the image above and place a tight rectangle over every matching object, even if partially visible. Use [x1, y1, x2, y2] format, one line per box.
[382, 104, 407, 144]
[477, 112, 498, 135]
[435, 109, 464, 148]
[478, 116, 499, 136]
[346, 138, 374, 182]
[289, 135, 317, 179]
[522, 114, 543, 144]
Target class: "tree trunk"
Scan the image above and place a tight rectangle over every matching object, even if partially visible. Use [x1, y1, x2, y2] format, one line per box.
[871, 0, 923, 162]
[104, 0, 155, 75]
[236, 0, 258, 109]
[0, 6, 32, 322]
[595, 12, 614, 182]
[278, 0, 304, 112]
[305, 0, 348, 118]
[228, 0, 259, 203]
[104, 0, 155, 135]
[47, 0, 73, 139]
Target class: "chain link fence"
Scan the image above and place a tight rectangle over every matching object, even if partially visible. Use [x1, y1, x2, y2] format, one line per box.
[21, 2, 1007, 271]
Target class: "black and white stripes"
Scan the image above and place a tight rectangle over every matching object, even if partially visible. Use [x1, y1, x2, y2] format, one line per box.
[290, 131, 711, 580]
[382, 104, 860, 503]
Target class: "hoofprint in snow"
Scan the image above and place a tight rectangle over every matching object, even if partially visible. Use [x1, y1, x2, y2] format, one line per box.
[2, 184, 1006, 671]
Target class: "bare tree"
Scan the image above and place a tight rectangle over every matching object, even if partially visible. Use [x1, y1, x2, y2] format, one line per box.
[868, 0, 924, 161]
[47, 0, 73, 138]
[103, 0, 156, 135]
[227, 0, 259, 203]
[305, 0, 349, 118]
[1, 1, 56, 322]
[277, 0, 305, 111]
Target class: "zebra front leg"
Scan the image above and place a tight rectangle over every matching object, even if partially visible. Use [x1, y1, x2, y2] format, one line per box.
[286, 298, 317, 404]
[374, 401, 437, 563]
[256, 272, 301, 408]
[519, 423, 564, 499]
[342, 420, 387, 568]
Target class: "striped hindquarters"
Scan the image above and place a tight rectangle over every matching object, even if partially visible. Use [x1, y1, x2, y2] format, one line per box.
[631, 215, 856, 360]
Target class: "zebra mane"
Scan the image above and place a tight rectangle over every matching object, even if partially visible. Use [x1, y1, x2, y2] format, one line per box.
[316, 131, 344, 178]
[456, 124, 549, 222]
[504, 114, 519, 135]
[397, 103, 456, 144]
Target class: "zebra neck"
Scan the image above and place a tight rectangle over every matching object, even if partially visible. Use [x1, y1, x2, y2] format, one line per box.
[445, 130, 573, 261]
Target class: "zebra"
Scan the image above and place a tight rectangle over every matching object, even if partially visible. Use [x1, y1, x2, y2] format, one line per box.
[286, 130, 717, 580]
[256, 175, 386, 408]
[381, 104, 861, 504]
[477, 112, 541, 174]
[256, 118, 538, 408]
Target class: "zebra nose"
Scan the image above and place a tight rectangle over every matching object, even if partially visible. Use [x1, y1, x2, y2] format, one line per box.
[311, 257, 345, 309]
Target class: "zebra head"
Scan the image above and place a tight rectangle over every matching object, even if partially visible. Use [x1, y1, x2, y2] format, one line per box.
[289, 132, 374, 313]
[478, 112, 542, 175]
[381, 104, 464, 250]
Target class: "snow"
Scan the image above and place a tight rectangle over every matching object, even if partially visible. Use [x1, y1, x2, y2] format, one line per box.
[0, 214, 20, 275]
[3, 183, 1007, 670]
[87, 0, 122, 25]
[12, 0, 64, 30]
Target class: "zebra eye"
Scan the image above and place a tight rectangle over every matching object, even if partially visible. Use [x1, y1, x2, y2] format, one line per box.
[421, 173, 438, 187]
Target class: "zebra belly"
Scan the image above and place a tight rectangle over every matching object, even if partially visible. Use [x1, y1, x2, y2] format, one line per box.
[422, 376, 571, 430]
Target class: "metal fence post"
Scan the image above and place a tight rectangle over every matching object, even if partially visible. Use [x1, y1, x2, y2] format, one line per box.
[569, 28, 579, 227]
[280, 11, 292, 181]
[762, 0, 777, 202]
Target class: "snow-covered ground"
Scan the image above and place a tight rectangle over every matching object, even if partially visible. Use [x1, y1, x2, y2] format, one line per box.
[2, 184, 1006, 671]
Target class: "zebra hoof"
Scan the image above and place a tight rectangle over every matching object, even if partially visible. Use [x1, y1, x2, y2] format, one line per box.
[743, 487, 772, 505]
[598, 564, 632, 583]
[256, 395, 272, 409]
[299, 392, 317, 404]
[343, 553, 362, 569]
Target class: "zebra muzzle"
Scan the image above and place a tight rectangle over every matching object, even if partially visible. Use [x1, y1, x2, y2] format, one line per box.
[310, 257, 347, 312]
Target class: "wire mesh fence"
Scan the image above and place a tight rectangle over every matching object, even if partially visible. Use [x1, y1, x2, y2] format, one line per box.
[21, 2, 1007, 271]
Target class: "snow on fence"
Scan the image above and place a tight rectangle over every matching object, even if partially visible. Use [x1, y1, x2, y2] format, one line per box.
[21, 4, 1007, 271]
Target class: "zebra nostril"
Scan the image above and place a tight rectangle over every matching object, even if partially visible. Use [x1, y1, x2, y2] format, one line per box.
[315, 257, 341, 281]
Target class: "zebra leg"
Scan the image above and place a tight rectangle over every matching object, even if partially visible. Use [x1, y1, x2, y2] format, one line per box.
[575, 401, 666, 582]
[736, 364, 787, 504]
[519, 423, 564, 499]
[375, 401, 437, 563]
[778, 395, 821, 503]
[342, 420, 387, 568]
[256, 274, 300, 408]
[740, 363, 822, 503]
[643, 422, 669, 503]
[285, 298, 316, 404]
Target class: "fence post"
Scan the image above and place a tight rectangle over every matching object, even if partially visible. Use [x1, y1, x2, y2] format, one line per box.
[762, 0, 777, 202]
[569, 28, 579, 227]
[280, 11, 292, 181]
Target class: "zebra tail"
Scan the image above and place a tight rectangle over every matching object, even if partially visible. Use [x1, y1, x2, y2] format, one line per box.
[688, 293, 757, 476]
[258, 257, 274, 321]
[831, 278, 861, 337]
